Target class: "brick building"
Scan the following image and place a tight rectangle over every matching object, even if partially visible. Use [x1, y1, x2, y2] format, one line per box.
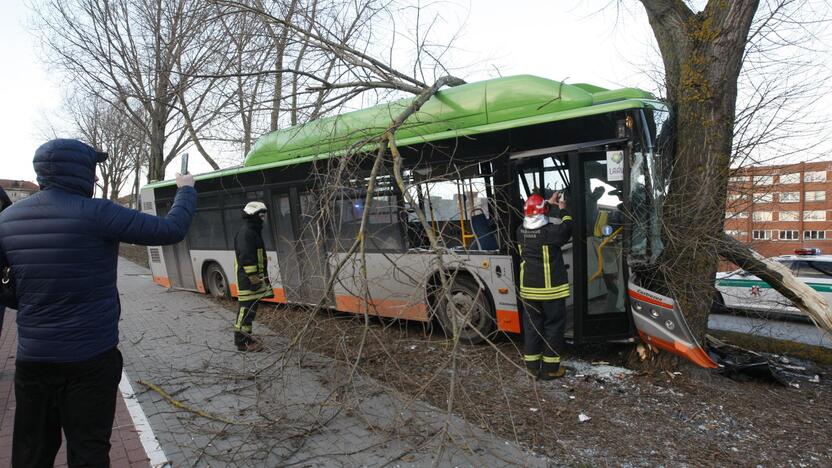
[0, 179, 39, 203]
[724, 160, 832, 257]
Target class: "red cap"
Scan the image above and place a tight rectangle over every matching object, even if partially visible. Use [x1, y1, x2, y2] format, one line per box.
[524, 193, 547, 216]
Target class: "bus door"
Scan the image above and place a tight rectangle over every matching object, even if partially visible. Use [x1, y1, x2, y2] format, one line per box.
[511, 142, 632, 343]
[272, 188, 333, 306]
[271, 191, 303, 303]
[297, 192, 332, 305]
[569, 149, 631, 341]
[157, 201, 197, 290]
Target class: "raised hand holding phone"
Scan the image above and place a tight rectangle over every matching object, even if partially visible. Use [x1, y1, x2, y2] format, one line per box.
[176, 153, 194, 188]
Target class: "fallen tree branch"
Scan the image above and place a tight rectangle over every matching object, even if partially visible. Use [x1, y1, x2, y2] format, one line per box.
[137, 379, 239, 425]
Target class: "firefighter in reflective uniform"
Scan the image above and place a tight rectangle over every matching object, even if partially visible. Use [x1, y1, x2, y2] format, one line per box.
[517, 191, 572, 380]
[234, 201, 274, 352]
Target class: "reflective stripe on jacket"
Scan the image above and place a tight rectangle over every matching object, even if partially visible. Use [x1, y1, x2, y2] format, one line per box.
[234, 216, 274, 302]
[517, 209, 573, 300]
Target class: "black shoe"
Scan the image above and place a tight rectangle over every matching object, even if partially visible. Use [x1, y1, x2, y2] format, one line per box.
[236, 341, 264, 352]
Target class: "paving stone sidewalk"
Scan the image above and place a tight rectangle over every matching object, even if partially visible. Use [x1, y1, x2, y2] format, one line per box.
[116, 257, 552, 467]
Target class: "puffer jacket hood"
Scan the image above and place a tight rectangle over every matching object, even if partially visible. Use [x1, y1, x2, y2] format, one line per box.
[33, 139, 107, 198]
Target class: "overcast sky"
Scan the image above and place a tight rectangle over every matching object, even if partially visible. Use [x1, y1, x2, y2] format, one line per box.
[0, 1, 821, 184]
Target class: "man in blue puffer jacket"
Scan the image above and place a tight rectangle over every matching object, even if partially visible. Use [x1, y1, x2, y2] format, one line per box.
[0, 139, 197, 467]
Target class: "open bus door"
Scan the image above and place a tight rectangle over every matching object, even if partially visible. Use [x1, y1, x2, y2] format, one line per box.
[511, 141, 632, 344]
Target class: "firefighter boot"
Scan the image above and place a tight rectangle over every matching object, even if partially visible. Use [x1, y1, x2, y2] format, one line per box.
[524, 355, 542, 378]
[539, 358, 565, 380]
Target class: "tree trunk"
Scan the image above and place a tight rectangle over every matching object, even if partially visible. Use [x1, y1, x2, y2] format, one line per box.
[639, 0, 760, 361]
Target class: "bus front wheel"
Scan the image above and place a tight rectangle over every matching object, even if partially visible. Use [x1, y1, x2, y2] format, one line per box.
[205, 263, 230, 299]
[436, 276, 496, 345]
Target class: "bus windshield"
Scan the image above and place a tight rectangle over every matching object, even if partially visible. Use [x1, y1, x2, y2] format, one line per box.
[629, 108, 670, 263]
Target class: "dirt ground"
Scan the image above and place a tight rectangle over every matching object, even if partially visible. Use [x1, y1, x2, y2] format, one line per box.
[119, 246, 832, 466]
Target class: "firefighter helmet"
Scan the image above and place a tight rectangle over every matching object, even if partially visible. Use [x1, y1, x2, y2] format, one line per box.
[243, 201, 268, 215]
[524, 193, 547, 217]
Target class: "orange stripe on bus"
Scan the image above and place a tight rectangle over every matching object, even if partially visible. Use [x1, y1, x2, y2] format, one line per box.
[261, 288, 287, 303]
[627, 289, 674, 310]
[230, 283, 238, 297]
[196, 281, 205, 293]
[637, 330, 718, 369]
[153, 276, 171, 288]
[335, 295, 428, 321]
[496, 309, 521, 333]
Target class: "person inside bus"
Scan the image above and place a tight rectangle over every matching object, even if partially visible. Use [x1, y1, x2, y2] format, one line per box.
[233, 201, 274, 352]
[517, 189, 572, 380]
[0, 138, 196, 467]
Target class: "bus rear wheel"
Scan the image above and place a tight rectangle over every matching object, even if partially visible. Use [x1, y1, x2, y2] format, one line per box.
[436, 276, 496, 345]
[205, 263, 230, 299]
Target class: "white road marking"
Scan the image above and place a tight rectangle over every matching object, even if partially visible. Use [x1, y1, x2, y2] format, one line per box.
[119, 370, 170, 467]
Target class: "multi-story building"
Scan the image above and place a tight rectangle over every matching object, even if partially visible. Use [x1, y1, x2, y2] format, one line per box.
[0, 179, 39, 203]
[724, 161, 832, 257]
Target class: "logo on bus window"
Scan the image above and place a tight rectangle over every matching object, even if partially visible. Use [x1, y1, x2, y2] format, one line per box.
[606, 150, 624, 182]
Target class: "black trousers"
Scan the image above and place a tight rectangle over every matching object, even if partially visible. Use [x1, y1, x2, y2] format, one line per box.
[522, 299, 566, 372]
[234, 300, 258, 346]
[12, 347, 123, 468]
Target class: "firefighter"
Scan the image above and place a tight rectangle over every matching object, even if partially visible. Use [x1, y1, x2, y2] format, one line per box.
[517, 190, 572, 380]
[234, 201, 274, 352]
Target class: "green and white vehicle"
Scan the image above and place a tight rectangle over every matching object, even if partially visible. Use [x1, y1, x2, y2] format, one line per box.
[141, 74, 718, 368]
[715, 248, 832, 320]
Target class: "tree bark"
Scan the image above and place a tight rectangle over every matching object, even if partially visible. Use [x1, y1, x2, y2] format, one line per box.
[639, 0, 760, 348]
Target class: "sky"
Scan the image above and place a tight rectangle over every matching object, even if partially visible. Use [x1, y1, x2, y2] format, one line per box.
[0, 1, 825, 185]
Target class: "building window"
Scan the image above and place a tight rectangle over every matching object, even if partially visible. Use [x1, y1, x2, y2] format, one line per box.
[779, 230, 799, 240]
[779, 192, 799, 203]
[753, 211, 772, 222]
[752, 230, 772, 240]
[780, 172, 800, 184]
[728, 193, 745, 201]
[804, 230, 827, 240]
[725, 230, 746, 239]
[753, 193, 773, 203]
[726, 211, 749, 219]
[805, 171, 827, 183]
[805, 190, 826, 202]
[779, 211, 799, 222]
[753, 175, 773, 186]
[803, 210, 827, 222]
[729, 175, 750, 183]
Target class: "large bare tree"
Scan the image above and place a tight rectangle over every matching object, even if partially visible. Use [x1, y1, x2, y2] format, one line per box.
[636, 0, 832, 368]
[34, 0, 229, 181]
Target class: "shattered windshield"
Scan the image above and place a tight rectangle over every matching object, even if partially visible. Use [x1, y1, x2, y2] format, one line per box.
[629, 108, 669, 263]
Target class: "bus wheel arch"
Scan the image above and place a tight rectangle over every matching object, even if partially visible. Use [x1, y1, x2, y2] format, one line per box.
[427, 269, 497, 344]
[203, 261, 231, 299]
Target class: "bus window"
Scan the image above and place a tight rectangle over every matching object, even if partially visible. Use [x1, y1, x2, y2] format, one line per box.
[222, 191, 276, 251]
[405, 175, 498, 250]
[189, 209, 227, 250]
[333, 192, 406, 252]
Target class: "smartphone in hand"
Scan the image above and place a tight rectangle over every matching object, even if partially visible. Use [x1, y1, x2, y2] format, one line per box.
[180, 152, 189, 175]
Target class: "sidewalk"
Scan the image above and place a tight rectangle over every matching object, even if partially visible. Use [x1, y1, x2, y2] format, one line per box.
[0, 309, 150, 468]
[115, 257, 551, 467]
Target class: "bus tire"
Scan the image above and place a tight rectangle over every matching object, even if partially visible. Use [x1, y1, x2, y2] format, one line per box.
[436, 276, 496, 345]
[204, 262, 231, 299]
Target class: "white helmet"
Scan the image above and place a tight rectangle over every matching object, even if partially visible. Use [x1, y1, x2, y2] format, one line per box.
[243, 201, 268, 215]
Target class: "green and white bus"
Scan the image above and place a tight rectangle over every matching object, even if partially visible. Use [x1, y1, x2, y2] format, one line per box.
[141, 75, 717, 368]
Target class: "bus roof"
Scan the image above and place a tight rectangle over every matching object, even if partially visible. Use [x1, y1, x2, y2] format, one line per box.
[145, 75, 662, 189]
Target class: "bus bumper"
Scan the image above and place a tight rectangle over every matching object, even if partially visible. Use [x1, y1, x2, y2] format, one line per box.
[628, 283, 718, 369]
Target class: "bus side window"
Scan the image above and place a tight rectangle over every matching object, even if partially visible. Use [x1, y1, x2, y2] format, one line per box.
[333, 192, 406, 252]
[404, 176, 498, 251]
